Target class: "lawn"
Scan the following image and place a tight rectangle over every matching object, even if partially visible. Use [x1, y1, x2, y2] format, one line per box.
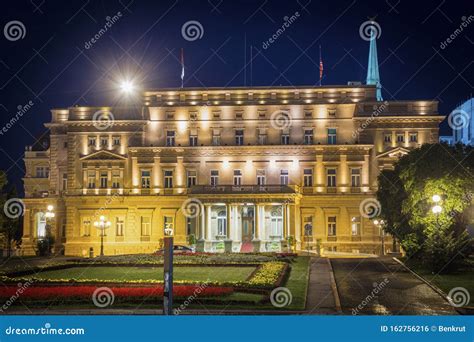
[23, 266, 255, 283]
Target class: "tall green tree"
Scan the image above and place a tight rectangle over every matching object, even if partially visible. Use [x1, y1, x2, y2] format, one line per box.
[376, 143, 473, 272]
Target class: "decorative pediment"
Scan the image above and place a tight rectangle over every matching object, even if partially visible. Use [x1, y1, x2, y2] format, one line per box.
[376, 147, 410, 159]
[80, 150, 127, 161]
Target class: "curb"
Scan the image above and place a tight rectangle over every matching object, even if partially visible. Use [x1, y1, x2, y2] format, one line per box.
[326, 258, 343, 314]
[392, 257, 472, 315]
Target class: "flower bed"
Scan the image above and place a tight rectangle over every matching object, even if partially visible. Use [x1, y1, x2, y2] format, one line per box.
[0, 284, 233, 300]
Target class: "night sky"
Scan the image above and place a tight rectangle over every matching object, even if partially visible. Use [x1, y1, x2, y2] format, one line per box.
[0, 0, 472, 192]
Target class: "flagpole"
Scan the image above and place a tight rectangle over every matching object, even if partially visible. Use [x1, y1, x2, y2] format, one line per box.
[319, 45, 322, 86]
[180, 48, 184, 88]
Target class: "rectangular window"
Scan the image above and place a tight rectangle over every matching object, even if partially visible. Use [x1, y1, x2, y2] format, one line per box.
[303, 168, 313, 187]
[304, 110, 312, 119]
[164, 216, 174, 235]
[141, 170, 151, 189]
[280, 170, 289, 185]
[327, 168, 337, 187]
[116, 218, 124, 236]
[189, 134, 198, 146]
[212, 111, 221, 120]
[303, 216, 313, 236]
[351, 168, 361, 187]
[100, 136, 108, 147]
[36, 167, 49, 178]
[351, 216, 361, 236]
[327, 128, 337, 145]
[166, 131, 176, 147]
[88, 136, 96, 146]
[113, 136, 121, 146]
[258, 133, 267, 145]
[187, 170, 197, 188]
[281, 133, 290, 145]
[112, 170, 121, 188]
[235, 129, 244, 145]
[235, 111, 243, 120]
[164, 170, 173, 188]
[82, 219, 91, 237]
[141, 217, 151, 236]
[256, 169, 266, 186]
[409, 133, 418, 142]
[210, 170, 219, 186]
[62, 173, 68, 191]
[189, 111, 197, 121]
[100, 171, 108, 188]
[87, 171, 96, 189]
[384, 134, 392, 143]
[397, 133, 405, 143]
[233, 169, 242, 186]
[327, 216, 337, 236]
[212, 134, 221, 146]
[304, 129, 313, 145]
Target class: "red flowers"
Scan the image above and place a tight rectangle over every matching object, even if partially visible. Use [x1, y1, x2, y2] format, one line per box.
[0, 285, 233, 300]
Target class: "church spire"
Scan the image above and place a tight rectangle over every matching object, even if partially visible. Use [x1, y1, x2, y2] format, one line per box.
[366, 25, 383, 101]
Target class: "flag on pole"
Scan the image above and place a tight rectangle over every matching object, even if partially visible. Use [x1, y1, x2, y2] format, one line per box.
[319, 45, 323, 86]
[180, 48, 185, 88]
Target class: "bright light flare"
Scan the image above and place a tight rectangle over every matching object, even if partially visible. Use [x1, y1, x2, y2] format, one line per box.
[119, 80, 135, 94]
[432, 205, 442, 214]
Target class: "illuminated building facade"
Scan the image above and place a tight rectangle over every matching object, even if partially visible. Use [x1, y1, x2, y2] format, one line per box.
[21, 85, 442, 256]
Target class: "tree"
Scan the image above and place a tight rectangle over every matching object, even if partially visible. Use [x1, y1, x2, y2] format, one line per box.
[376, 143, 473, 272]
[0, 184, 22, 257]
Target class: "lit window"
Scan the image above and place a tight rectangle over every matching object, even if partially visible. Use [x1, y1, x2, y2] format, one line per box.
[304, 216, 313, 236]
[212, 133, 221, 146]
[351, 216, 361, 236]
[327, 216, 337, 236]
[258, 133, 267, 145]
[189, 134, 198, 146]
[36, 167, 49, 178]
[166, 131, 176, 147]
[351, 168, 361, 187]
[62, 173, 68, 191]
[217, 210, 227, 236]
[327, 128, 337, 145]
[303, 168, 313, 187]
[141, 170, 151, 189]
[409, 133, 418, 142]
[304, 129, 313, 145]
[280, 170, 289, 185]
[87, 171, 96, 189]
[116, 218, 124, 236]
[112, 170, 121, 188]
[327, 168, 336, 187]
[164, 170, 173, 188]
[141, 217, 151, 236]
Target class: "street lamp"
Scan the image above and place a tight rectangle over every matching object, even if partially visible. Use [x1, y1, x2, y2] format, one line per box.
[373, 219, 385, 256]
[94, 215, 111, 257]
[432, 194, 441, 203]
[432, 205, 442, 214]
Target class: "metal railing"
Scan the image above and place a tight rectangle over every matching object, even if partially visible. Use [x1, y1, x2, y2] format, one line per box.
[189, 184, 296, 194]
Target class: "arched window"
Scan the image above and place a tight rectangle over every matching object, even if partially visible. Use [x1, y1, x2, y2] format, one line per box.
[217, 210, 227, 236]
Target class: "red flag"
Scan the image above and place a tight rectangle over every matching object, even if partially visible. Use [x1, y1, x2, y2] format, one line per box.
[319, 45, 323, 85]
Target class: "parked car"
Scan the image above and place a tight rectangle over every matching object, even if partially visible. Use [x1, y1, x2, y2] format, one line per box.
[154, 245, 194, 254]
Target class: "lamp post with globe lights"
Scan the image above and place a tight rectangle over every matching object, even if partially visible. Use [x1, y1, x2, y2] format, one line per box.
[373, 219, 386, 255]
[431, 194, 443, 226]
[94, 216, 111, 257]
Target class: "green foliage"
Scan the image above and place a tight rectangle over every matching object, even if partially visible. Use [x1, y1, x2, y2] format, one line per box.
[186, 234, 196, 245]
[376, 143, 474, 272]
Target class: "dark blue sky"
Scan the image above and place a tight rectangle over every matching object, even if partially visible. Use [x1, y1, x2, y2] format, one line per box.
[0, 0, 472, 190]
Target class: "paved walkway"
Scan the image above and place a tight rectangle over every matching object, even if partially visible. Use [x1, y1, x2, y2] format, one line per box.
[305, 258, 339, 314]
